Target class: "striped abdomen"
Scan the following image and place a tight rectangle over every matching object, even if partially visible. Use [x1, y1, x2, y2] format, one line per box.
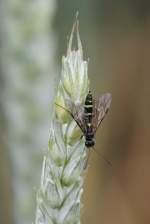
[84, 91, 95, 147]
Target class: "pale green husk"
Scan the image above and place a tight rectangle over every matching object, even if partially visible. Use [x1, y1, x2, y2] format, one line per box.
[35, 20, 89, 224]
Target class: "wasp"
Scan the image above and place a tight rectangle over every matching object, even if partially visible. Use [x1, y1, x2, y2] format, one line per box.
[56, 91, 112, 166]
[65, 91, 111, 145]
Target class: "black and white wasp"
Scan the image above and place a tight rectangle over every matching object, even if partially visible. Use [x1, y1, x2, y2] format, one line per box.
[65, 91, 112, 147]
[56, 91, 112, 165]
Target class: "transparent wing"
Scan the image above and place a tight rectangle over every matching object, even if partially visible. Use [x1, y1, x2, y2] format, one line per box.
[65, 99, 85, 133]
[93, 93, 112, 133]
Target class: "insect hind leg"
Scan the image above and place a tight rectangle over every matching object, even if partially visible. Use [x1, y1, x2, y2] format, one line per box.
[83, 147, 91, 169]
[92, 146, 112, 167]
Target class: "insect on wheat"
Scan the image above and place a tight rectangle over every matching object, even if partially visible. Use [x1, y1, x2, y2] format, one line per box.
[56, 91, 112, 166]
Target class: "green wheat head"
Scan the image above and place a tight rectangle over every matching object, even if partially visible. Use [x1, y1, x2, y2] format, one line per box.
[35, 19, 89, 224]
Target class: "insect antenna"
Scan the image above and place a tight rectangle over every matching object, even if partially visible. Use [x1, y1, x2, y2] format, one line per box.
[92, 146, 112, 167]
[55, 102, 72, 116]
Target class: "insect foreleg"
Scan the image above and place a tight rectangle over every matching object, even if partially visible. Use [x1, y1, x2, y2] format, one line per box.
[55, 102, 84, 133]
[55, 102, 73, 117]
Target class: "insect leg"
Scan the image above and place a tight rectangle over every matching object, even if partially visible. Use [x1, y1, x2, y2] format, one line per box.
[55, 102, 84, 132]
[92, 147, 112, 167]
[80, 134, 84, 139]
[83, 147, 91, 169]
[55, 103, 73, 117]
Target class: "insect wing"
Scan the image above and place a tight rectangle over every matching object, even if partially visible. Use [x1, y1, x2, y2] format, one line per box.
[65, 99, 85, 133]
[93, 93, 112, 133]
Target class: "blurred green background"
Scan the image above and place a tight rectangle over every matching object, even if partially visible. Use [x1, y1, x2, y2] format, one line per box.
[1, 0, 150, 223]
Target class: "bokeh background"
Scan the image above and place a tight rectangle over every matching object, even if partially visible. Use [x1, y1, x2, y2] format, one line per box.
[1, 0, 150, 224]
